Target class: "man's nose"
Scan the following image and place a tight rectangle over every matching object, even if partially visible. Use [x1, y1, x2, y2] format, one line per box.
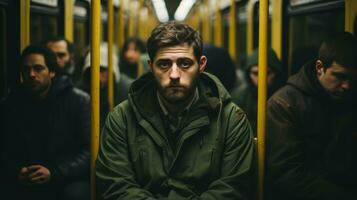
[340, 80, 350, 91]
[169, 64, 180, 80]
[29, 69, 36, 78]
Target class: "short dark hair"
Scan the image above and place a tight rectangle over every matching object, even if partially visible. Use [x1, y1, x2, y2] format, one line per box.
[147, 21, 203, 61]
[120, 37, 146, 60]
[21, 45, 58, 72]
[318, 32, 357, 69]
[44, 36, 74, 55]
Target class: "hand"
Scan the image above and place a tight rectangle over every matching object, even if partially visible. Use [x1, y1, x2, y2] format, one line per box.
[18, 167, 31, 185]
[26, 165, 51, 184]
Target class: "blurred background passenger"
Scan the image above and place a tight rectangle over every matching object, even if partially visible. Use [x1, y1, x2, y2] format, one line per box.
[231, 48, 285, 135]
[119, 37, 147, 79]
[45, 37, 78, 82]
[77, 42, 133, 128]
[202, 44, 239, 92]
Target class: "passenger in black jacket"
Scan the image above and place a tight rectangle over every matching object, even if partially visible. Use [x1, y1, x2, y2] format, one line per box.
[0, 45, 90, 200]
[266, 32, 357, 200]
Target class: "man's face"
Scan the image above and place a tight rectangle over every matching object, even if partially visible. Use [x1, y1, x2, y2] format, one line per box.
[249, 65, 276, 88]
[317, 60, 357, 100]
[47, 40, 71, 69]
[99, 68, 109, 89]
[21, 53, 55, 95]
[149, 43, 206, 103]
[125, 42, 141, 65]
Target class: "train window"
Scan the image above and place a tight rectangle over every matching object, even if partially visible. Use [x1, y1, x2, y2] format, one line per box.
[0, 6, 6, 99]
[288, 9, 344, 74]
[101, 9, 108, 42]
[30, 12, 58, 45]
[74, 2, 89, 55]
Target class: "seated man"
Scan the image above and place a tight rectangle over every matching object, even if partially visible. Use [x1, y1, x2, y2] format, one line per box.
[0, 45, 90, 200]
[266, 32, 357, 200]
[231, 48, 285, 136]
[96, 21, 256, 199]
[45, 37, 76, 80]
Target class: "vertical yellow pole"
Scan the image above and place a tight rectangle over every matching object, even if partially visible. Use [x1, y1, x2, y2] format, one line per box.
[345, 0, 357, 33]
[128, 1, 135, 37]
[257, 0, 268, 200]
[246, 0, 255, 56]
[271, 0, 282, 59]
[64, 0, 74, 42]
[229, 0, 237, 61]
[214, 0, 222, 47]
[137, 0, 144, 37]
[108, 0, 114, 110]
[136, 0, 144, 78]
[201, 0, 211, 44]
[20, 0, 30, 51]
[119, 0, 125, 50]
[90, 0, 101, 199]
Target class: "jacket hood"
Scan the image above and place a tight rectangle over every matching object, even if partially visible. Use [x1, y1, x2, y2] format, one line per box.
[244, 48, 284, 89]
[246, 48, 282, 74]
[128, 72, 231, 123]
[287, 60, 326, 97]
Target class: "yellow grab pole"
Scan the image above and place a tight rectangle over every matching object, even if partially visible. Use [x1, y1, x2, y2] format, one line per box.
[90, 0, 101, 199]
[128, 1, 135, 37]
[271, 0, 282, 59]
[246, 0, 255, 56]
[229, 0, 237, 62]
[136, 0, 144, 78]
[214, 0, 222, 47]
[119, 0, 125, 50]
[64, 0, 74, 42]
[137, 0, 144, 37]
[345, 0, 357, 33]
[108, 0, 114, 110]
[257, 0, 268, 199]
[201, 0, 210, 44]
[20, 0, 30, 51]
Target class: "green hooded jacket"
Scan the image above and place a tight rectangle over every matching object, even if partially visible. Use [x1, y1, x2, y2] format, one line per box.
[96, 72, 256, 200]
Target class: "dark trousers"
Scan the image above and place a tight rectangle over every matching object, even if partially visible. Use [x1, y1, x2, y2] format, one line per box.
[5, 181, 90, 200]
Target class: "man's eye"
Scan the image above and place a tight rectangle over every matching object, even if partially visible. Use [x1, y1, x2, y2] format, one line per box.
[178, 60, 193, 69]
[56, 53, 66, 58]
[157, 62, 171, 69]
[333, 73, 348, 81]
[33, 65, 45, 72]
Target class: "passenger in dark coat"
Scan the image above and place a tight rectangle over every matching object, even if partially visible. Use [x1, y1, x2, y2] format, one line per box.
[266, 32, 357, 200]
[0, 45, 90, 200]
[231, 48, 285, 135]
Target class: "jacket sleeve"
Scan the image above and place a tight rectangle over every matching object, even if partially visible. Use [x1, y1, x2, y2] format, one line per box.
[95, 104, 157, 200]
[50, 91, 91, 183]
[198, 104, 256, 200]
[266, 96, 355, 200]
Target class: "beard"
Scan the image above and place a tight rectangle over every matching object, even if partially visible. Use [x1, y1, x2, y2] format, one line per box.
[156, 79, 198, 104]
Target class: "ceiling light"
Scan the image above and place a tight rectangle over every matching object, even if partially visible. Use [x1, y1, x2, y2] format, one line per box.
[174, 0, 196, 21]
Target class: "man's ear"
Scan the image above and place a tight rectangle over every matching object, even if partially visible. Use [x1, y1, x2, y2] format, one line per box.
[199, 56, 207, 73]
[315, 60, 324, 75]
